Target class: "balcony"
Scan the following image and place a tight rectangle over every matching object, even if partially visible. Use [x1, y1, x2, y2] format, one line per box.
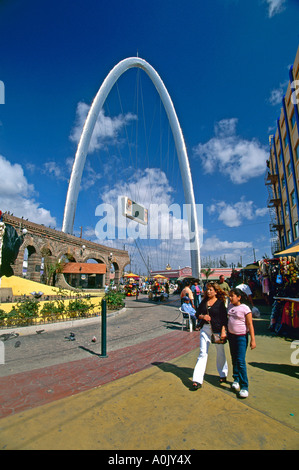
[265, 171, 278, 185]
[267, 197, 281, 208]
[270, 222, 284, 232]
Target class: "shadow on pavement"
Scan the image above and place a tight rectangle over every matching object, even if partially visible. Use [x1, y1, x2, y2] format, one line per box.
[152, 361, 194, 390]
[249, 361, 299, 379]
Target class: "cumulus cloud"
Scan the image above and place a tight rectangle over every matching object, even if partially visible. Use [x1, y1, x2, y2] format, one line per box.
[70, 102, 137, 153]
[200, 235, 254, 267]
[100, 167, 178, 242]
[208, 198, 269, 227]
[92, 167, 204, 270]
[0, 155, 56, 226]
[102, 167, 174, 208]
[202, 235, 252, 253]
[193, 118, 268, 184]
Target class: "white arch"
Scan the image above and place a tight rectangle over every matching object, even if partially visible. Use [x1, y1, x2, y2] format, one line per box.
[62, 57, 201, 278]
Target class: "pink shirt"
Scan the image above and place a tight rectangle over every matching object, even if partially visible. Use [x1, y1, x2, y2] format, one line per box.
[228, 303, 251, 335]
[180, 286, 194, 300]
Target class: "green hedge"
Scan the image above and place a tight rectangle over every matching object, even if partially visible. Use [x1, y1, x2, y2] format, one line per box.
[0, 290, 126, 328]
[0, 296, 95, 328]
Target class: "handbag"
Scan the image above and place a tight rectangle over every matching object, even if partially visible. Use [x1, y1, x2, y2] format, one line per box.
[204, 303, 227, 344]
[211, 332, 227, 344]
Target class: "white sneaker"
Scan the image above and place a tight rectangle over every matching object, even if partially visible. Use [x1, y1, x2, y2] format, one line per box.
[239, 389, 249, 398]
[231, 381, 240, 392]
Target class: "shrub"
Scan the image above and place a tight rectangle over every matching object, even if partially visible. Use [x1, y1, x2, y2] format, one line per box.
[104, 290, 125, 310]
[67, 298, 93, 318]
[39, 300, 65, 322]
[0, 309, 7, 327]
[8, 299, 39, 326]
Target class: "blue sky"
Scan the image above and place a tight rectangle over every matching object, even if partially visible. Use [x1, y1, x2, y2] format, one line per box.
[0, 0, 299, 274]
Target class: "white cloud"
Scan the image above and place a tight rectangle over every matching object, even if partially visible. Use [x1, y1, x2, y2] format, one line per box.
[264, 0, 286, 17]
[208, 198, 269, 227]
[43, 161, 68, 181]
[193, 118, 268, 184]
[70, 102, 137, 153]
[0, 155, 34, 197]
[0, 155, 56, 226]
[93, 167, 204, 271]
[268, 80, 289, 106]
[201, 235, 255, 267]
[101, 167, 174, 210]
[202, 235, 252, 253]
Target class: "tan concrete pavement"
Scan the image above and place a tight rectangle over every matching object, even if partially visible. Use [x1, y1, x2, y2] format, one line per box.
[0, 316, 298, 450]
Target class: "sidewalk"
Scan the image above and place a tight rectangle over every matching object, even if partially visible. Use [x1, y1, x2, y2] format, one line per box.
[0, 309, 298, 450]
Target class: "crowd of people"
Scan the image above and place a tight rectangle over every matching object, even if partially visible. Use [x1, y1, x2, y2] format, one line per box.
[180, 277, 256, 399]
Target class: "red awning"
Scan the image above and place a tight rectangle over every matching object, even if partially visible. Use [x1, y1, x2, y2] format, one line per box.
[62, 263, 106, 274]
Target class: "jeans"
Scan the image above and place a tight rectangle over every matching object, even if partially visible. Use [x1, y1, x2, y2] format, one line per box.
[228, 332, 249, 391]
[182, 312, 197, 330]
[192, 324, 228, 385]
[194, 294, 201, 309]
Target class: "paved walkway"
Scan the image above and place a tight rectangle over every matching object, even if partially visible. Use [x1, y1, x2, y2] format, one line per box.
[0, 299, 298, 451]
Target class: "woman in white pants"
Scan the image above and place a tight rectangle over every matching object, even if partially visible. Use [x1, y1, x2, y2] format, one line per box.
[192, 283, 228, 390]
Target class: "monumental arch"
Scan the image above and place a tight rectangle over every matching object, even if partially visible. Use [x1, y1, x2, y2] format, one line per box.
[2, 213, 130, 289]
[62, 57, 201, 278]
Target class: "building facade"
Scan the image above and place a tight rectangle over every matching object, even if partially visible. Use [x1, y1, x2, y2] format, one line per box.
[266, 45, 299, 255]
[150, 266, 240, 281]
[1, 212, 130, 289]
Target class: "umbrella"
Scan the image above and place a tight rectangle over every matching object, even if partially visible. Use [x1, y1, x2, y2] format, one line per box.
[275, 244, 299, 257]
[153, 274, 168, 279]
[243, 264, 259, 270]
[124, 272, 139, 278]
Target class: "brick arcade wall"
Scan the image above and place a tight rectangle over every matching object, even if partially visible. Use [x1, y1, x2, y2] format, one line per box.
[2, 213, 130, 289]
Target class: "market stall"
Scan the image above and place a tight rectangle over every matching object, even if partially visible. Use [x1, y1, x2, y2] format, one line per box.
[148, 275, 169, 301]
[237, 256, 299, 338]
[265, 255, 299, 339]
[123, 273, 139, 296]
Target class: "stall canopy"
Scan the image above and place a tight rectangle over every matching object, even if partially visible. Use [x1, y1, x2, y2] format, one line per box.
[243, 263, 259, 270]
[62, 263, 106, 274]
[275, 243, 299, 257]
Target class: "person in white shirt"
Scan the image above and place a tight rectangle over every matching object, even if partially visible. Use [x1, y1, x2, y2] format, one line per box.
[236, 282, 253, 306]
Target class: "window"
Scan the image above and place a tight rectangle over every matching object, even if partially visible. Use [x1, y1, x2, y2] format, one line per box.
[287, 161, 292, 177]
[284, 134, 288, 149]
[284, 201, 289, 216]
[287, 229, 292, 244]
[291, 112, 296, 129]
[291, 190, 295, 207]
[295, 145, 299, 161]
[282, 175, 285, 188]
[294, 221, 299, 239]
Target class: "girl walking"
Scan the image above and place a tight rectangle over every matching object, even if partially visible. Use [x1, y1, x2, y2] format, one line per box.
[227, 288, 256, 398]
[192, 282, 228, 390]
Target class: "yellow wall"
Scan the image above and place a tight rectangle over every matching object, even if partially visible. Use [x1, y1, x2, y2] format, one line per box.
[0, 275, 104, 319]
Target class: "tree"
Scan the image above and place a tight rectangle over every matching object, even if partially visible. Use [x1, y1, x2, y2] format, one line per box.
[201, 268, 215, 281]
[41, 248, 66, 285]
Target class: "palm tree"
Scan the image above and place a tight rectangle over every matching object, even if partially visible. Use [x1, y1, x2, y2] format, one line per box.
[201, 267, 215, 281]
